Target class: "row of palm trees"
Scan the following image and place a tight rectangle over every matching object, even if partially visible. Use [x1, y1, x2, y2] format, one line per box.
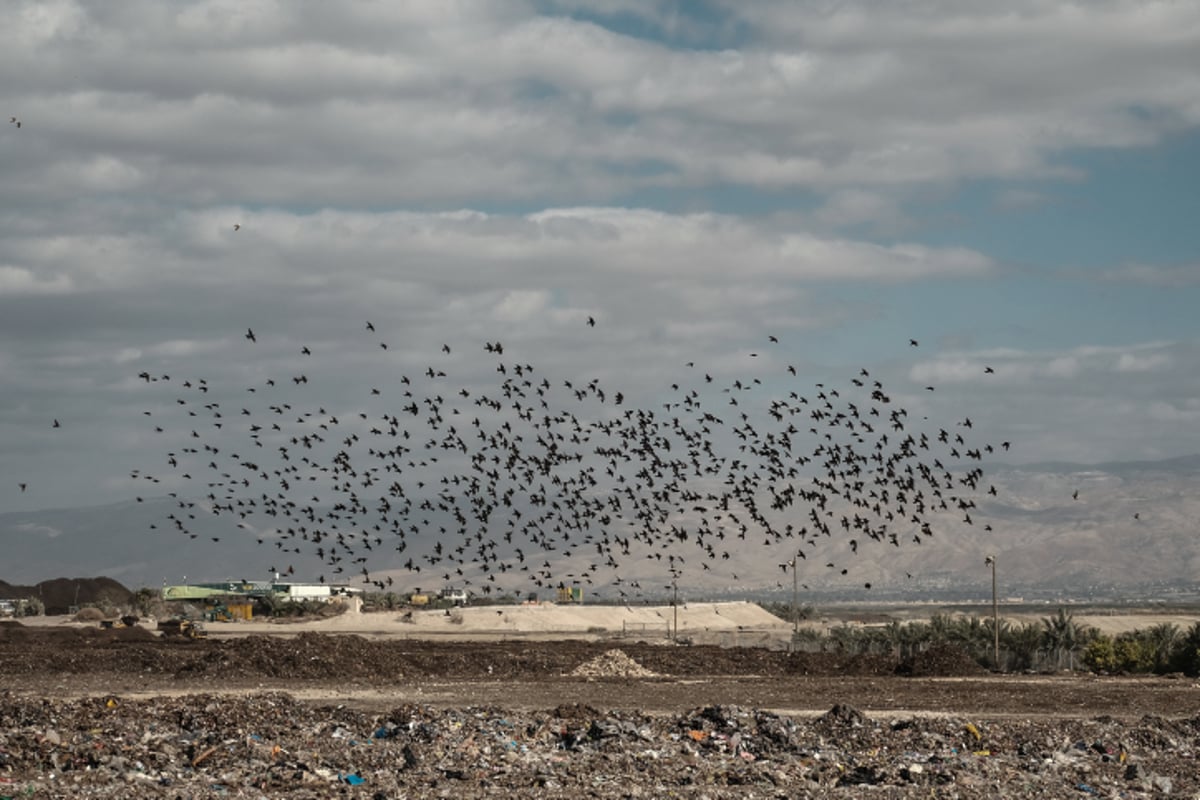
[791, 610, 1200, 674]
[1082, 621, 1200, 675]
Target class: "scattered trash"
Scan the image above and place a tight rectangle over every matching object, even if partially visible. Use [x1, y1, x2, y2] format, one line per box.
[0, 692, 1195, 796]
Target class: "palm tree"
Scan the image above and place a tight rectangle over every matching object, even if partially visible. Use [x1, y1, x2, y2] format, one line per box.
[1002, 621, 1045, 671]
[1144, 622, 1181, 673]
[1042, 608, 1091, 670]
[1169, 622, 1200, 675]
[929, 613, 953, 644]
[828, 623, 865, 653]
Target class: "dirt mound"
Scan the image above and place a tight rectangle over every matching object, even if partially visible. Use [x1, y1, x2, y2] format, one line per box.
[571, 649, 659, 678]
[0, 619, 28, 641]
[174, 632, 403, 680]
[899, 644, 988, 677]
[0, 633, 991, 683]
[0, 576, 132, 615]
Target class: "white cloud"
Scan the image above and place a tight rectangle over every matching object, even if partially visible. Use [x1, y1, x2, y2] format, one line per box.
[3, 0, 1198, 206]
[2, 206, 995, 303]
[1116, 352, 1171, 372]
[814, 189, 911, 231]
[493, 289, 551, 322]
[1043, 356, 1080, 379]
[910, 342, 1179, 385]
[45, 155, 145, 192]
[0, 265, 73, 295]
[12, 522, 62, 538]
[1148, 399, 1200, 422]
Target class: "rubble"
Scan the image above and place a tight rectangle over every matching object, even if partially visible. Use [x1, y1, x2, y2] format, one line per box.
[570, 649, 659, 678]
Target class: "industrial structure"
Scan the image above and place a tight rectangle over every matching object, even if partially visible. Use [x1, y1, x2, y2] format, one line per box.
[160, 579, 361, 620]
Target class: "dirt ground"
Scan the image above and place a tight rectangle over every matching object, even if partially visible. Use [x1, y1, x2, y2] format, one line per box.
[3, 618, 1199, 718]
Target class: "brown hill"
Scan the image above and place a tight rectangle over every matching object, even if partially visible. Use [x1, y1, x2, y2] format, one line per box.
[0, 577, 132, 615]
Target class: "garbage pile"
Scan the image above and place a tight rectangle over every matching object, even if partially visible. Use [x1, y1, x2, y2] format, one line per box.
[570, 649, 659, 678]
[1, 692, 1197, 798]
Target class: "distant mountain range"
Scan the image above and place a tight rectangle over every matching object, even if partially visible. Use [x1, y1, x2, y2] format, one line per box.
[3, 456, 1199, 600]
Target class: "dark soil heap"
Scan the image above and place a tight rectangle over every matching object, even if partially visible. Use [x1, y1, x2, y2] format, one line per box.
[0, 577, 132, 615]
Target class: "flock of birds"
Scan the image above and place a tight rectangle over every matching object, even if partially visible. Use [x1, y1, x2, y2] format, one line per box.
[114, 318, 1010, 599]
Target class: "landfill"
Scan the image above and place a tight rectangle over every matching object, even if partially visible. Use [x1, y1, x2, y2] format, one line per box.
[3, 621, 1200, 797]
[3, 691, 1199, 798]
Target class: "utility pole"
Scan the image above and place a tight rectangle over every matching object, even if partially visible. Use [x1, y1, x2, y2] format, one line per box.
[985, 555, 999, 669]
[671, 579, 678, 642]
[791, 554, 799, 638]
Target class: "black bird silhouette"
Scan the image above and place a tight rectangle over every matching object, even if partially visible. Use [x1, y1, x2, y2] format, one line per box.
[245, 328, 256, 342]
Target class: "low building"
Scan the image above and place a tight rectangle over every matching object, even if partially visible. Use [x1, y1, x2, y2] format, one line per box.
[439, 587, 468, 606]
[162, 580, 361, 604]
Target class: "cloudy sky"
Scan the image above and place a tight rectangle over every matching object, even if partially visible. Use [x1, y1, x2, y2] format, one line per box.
[3, 0, 1199, 521]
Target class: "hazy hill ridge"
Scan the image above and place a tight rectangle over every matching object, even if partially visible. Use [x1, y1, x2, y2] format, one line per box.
[3, 456, 1199, 597]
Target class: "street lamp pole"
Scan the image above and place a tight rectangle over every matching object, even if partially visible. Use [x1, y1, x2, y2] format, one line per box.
[986, 555, 999, 669]
[672, 579, 678, 642]
[791, 554, 799, 638]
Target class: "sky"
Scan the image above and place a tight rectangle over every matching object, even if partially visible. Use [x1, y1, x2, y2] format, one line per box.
[2, 0, 1200, 525]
